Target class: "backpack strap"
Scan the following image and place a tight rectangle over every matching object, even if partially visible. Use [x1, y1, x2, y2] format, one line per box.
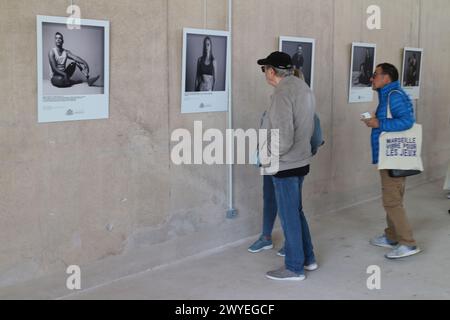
[386, 89, 404, 119]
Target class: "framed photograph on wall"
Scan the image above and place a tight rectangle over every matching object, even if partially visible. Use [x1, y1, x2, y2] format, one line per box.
[401, 47, 423, 100]
[279, 36, 315, 90]
[181, 28, 230, 114]
[349, 42, 376, 103]
[36, 15, 110, 123]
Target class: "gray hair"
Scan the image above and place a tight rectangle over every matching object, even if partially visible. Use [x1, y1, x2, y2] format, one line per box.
[272, 67, 294, 78]
[294, 68, 305, 80]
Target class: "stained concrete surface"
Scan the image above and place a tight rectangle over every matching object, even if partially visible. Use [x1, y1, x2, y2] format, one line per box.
[1, 0, 450, 290]
[2, 179, 448, 300]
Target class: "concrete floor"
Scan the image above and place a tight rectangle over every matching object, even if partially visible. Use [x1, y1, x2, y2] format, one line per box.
[2, 179, 450, 300]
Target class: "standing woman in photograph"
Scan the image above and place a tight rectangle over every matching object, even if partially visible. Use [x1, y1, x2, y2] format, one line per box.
[195, 36, 216, 91]
[406, 54, 418, 86]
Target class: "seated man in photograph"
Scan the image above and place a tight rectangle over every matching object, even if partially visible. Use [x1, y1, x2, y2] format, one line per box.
[48, 32, 100, 88]
[358, 63, 371, 85]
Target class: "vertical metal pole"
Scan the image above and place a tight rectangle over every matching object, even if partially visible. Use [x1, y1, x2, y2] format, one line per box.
[226, 0, 237, 219]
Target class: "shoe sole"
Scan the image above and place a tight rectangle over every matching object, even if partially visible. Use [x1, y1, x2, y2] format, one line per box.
[248, 244, 273, 253]
[277, 252, 285, 257]
[304, 264, 318, 271]
[266, 275, 305, 281]
[385, 248, 422, 259]
[370, 241, 398, 249]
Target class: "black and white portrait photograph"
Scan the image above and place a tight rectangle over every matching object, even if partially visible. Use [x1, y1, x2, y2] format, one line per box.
[349, 42, 376, 103]
[402, 48, 423, 100]
[37, 15, 110, 123]
[181, 28, 230, 114]
[42, 22, 104, 95]
[279, 36, 315, 90]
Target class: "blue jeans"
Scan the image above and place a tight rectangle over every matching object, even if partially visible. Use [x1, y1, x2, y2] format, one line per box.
[269, 175, 315, 274]
[262, 175, 278, 238]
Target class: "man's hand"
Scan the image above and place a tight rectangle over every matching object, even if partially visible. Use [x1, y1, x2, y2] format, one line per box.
[362, 112, 380, 128]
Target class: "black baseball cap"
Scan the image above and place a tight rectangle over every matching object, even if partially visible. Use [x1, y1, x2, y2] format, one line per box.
[257, 51, 293, 69]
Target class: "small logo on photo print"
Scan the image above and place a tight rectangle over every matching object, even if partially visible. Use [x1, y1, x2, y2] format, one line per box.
[199, 103, 212, 109]
[66, 109, 74, 116]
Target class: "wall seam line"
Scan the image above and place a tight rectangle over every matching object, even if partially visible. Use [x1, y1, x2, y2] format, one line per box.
[166, 0, 172, 203]
[416, 0, 423, 124]
[330, 0, 336, 180]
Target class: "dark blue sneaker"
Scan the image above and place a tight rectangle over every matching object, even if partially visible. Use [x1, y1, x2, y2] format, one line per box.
[248, 236, 273, 253]
[277, 247, 285, 257]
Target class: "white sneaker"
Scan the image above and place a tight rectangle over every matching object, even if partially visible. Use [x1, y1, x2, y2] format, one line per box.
[304, 263, 318, 271]
[385, 245, 422, 259]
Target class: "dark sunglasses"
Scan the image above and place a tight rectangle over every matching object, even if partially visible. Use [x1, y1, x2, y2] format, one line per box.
[261, 66, 266, 73]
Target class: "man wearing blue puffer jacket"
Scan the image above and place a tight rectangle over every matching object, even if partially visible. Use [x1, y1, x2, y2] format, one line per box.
[362, 63, 422, 259]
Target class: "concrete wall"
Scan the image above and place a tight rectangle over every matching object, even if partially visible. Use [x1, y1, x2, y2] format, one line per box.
[0, 0, 449, 288]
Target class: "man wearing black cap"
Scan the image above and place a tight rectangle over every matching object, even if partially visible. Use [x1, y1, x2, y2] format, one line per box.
[255, 51, 317, 281]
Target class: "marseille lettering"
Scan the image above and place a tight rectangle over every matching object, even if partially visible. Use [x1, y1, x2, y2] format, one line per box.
[385, 137, 417, 157]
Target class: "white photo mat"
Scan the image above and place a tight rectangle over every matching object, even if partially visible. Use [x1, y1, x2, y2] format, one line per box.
[348, 42, 376, 103]
[36, 15, 110, 123]
[401, 47, 424, 100]
[181, 28, 230, 114]
[279, 36, 316, 90]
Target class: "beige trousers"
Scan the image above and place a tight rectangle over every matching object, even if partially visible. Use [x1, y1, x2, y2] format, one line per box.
[379, 170, 416, 246]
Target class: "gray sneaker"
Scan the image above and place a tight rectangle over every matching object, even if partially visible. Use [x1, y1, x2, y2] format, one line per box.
[370, 234, 398, 249]
[248, 236, 273, 253]
[266, 267, 305, 281]
[385, 245, 422, 259]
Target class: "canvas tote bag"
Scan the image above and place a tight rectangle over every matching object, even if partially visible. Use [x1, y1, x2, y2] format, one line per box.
[378, 90, 424, 173]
